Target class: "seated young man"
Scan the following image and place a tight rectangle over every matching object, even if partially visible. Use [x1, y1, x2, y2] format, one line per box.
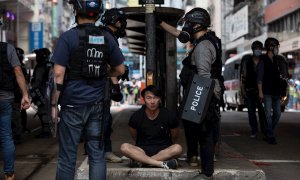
[120, 85, 183, 169]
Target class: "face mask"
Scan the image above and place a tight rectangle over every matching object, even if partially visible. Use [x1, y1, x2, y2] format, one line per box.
[178, 22, 194, 43]
[272, 47, 279, 55]
[253, 50, 262, 57]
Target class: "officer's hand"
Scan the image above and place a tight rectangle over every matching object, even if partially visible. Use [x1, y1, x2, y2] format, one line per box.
[111, 84, 123, 102]
[154, 11, 163, 25]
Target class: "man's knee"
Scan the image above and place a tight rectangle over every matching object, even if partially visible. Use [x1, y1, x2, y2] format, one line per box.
[120, 143, 132, 154]
[171, 144, 183, 155]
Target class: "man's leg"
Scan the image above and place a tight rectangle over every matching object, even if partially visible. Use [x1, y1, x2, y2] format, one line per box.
[0, 100, 15, 176]
[263, 95, 274, 138]
[151, 144, 183, 161]
[246, 94, 258, 137]
[120, 143, 163, 167]
[56, 106, 84, 180]
[85, 103, 106, 180]
[272, 96, 281, 130]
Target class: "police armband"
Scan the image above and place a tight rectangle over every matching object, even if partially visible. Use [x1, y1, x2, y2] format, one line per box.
[56, 83, 63, 91]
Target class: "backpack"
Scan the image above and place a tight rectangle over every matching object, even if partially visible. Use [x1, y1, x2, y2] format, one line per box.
[30, 61, 53, 107]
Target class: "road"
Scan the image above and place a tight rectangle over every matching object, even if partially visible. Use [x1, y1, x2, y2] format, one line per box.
[221, 109, 300, 180]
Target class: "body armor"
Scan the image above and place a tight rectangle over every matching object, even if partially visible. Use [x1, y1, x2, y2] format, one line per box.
[67, 25, 109, 80]
[0, 42, 15, 91]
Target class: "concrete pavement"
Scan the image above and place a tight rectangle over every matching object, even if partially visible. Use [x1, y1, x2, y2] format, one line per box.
[76, 105, 266, 180]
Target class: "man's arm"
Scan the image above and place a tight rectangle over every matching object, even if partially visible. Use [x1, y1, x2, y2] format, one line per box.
[160, 21, 181, 37]
[170, 128, 180, 144]
[128, 126, 137, 142]
[52, 64, 66, 104]
[256, 60, 264, 101]
[108, 64, 125, 77]
[14, 66, 30, 110]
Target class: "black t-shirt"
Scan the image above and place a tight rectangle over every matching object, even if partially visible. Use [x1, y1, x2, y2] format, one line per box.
[128, 106, 179, 147]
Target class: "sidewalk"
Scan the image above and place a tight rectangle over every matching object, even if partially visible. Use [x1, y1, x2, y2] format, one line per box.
[76, 105, 266, 180]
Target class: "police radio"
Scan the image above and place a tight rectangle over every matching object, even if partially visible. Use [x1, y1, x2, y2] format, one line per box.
[180, 74, 215, 124]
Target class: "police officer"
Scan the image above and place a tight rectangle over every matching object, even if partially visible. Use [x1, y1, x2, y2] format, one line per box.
[31, 48, 52, 138]
[240, 41, 266, 139]
[101, 8, 127, 163]
[176, 8, 222, 179]
[257, 37, 282, 145]
[0, 17, 30, 180]
[50, 0, 125, 179]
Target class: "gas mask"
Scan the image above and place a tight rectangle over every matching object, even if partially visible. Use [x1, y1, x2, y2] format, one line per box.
[178, 21, 195, 43]
[116, 20, 127, 38]
[253, 50, 262, 57]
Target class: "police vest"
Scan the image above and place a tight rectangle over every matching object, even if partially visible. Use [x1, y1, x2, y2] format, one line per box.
[67, 25, 109, 80]
[179, 32, 223, 89]
[0, 42, 15, 91]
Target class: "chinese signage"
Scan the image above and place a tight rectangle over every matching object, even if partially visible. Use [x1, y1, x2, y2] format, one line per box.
[29, 22, 43, 52]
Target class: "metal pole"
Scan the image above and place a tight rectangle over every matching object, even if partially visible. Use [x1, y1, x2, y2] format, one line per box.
[145, 0, 156, 86]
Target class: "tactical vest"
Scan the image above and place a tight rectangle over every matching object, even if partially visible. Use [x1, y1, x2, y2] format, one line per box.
[67, 25, 109, 80]
[179, 32, 223, 90]
[0, 42, 15, 91]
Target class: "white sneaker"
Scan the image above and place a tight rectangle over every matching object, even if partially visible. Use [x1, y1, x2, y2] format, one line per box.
[105, 152, 123, 163]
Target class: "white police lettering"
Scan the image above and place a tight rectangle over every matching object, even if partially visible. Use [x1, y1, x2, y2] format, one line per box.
[88, 2, 97, 8]
[191, 86, 203, 111]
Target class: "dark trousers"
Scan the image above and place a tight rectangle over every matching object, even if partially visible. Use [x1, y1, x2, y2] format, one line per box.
[246, 92, 267, 136]
[183, 96, 220, 176]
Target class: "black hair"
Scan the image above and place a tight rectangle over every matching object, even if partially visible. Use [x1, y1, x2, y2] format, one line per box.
[141, 85, 162, 98]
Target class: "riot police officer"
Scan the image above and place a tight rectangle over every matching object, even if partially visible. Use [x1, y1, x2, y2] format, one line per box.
[50, 1, 125, 179]
[101, 8, 128, 163]
[177, 8, 223, 179]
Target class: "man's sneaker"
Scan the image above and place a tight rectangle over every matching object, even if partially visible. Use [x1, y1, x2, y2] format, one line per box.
[105, 152, 123, 163]
[187, 156, 199, 167]
[162, 159, 178, 169]
[129, 159, 142, 168]
[192, 173, 213, 180]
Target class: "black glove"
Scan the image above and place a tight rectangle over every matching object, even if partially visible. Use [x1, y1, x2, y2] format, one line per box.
[111, 84, 123, 102]
[154, 11, 163, 25]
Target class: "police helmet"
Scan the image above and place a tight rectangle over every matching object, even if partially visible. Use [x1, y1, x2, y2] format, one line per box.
[101, 8, 127, 26]
[69, 0, 103, 17]
[32, 48, 51, 64]
[178, 8, 211, 29]
[251, 41, 263, 50]
[15, 47, 25, 62]
[264, 37, 280, 50]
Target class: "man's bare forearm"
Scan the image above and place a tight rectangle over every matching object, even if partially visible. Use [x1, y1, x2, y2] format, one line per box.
[14, 66, 28, 97]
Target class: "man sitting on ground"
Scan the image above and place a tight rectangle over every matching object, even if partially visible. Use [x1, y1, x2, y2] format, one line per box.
[120, 85, 182, 169]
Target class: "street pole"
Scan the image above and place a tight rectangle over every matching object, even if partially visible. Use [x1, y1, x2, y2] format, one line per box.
[145, 0, 156, 86]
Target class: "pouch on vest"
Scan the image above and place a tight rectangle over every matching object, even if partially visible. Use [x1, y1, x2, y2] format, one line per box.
[180, 74, 215, 124]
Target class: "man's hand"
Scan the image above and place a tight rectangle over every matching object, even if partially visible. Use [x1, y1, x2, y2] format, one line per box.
[20, 95, 30, 110]
[51, 106, 60, 123]
[258, 91, 264, 102]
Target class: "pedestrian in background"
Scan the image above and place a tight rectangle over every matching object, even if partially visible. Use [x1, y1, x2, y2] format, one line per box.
[0, 18, 30, 179]
[50, 0, 125, 179]
[240, 41, 266, 139]
[257, 37, 283, 145]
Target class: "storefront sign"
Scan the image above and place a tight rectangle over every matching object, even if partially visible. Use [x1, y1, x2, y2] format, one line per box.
[29, 22, 43, 52]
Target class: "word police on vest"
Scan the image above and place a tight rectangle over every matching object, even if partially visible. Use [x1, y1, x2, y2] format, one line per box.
[191, 86, 203, 111]
[180, 75, 215, 124]
[87, 48, 103, 58]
